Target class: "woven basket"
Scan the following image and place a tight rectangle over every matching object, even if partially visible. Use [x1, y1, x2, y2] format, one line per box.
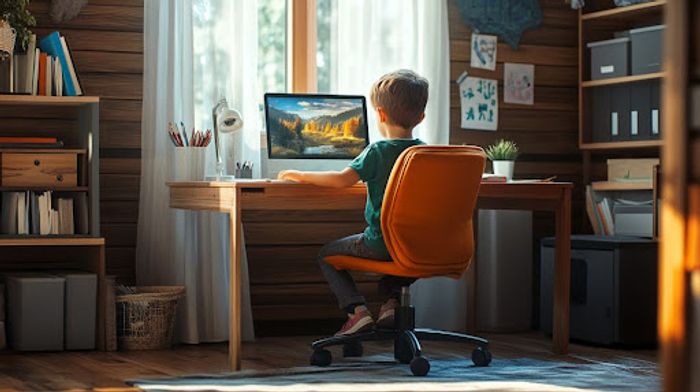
[116, 286, 185, 350]
[0, 20, 16, 57]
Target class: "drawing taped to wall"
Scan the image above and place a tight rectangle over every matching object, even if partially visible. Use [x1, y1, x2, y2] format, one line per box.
[504, 63, 535, 106]
[458, 72, 498, 131]
[470, 33, 498, 71]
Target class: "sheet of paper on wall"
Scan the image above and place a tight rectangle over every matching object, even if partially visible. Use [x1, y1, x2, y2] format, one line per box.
[470, 33, 498, 71]
[504, 63, 535, 106]
[457, 71, 498, 131]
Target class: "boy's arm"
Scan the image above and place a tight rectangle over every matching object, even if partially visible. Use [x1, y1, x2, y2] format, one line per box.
[278, 167, 360, 188]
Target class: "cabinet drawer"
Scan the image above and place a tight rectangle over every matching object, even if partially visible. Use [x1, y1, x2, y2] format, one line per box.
[1, 153, 78, 187]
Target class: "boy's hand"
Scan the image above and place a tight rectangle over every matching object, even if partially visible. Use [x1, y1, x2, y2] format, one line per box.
[278, 170, 304, 182]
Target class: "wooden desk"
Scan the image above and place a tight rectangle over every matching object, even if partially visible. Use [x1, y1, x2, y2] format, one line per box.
[168, 180, 572, 370]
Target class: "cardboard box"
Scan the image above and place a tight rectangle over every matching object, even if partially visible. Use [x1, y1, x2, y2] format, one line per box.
[607, 158, 660, 182]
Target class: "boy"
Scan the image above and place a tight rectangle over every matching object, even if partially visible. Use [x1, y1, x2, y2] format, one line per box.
[278, 70, 428, 335]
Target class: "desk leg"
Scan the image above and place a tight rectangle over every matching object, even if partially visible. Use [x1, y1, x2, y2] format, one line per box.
[465, 212, 478, 334]
[553, 188, 571, 354]
[229, 190, 242, 370]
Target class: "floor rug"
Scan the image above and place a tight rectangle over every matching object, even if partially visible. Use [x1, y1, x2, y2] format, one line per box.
[129, 354, 659, 392]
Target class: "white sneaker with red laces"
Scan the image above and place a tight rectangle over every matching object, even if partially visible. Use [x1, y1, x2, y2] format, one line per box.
[335, 306, 374, 336]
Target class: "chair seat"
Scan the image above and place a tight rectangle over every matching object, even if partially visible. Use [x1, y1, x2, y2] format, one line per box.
[324, 255, 463, 279]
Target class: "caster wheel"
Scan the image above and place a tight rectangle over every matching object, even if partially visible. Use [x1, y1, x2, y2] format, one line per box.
[410, 356, 430, 376]
[471, 346, 492, 367]
[394, 339, 413, 364]
[343, 341, 363, 358]
[310, 349, 332, 367]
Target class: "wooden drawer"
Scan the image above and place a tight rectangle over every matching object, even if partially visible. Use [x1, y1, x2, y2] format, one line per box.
[1, 153, 78, 187]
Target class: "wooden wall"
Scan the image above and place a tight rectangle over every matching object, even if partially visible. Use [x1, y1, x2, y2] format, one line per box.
[22, 0, 142, 283]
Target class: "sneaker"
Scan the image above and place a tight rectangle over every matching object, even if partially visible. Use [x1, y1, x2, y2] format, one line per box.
[376, 298, 399, 329]
[335, 307, 374, 336]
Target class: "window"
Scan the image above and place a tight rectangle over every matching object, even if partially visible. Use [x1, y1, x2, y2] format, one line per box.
[257, 0, 287, 97]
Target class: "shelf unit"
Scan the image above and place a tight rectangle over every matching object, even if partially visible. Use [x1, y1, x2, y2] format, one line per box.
[0, 94, 107, 350]
[578, 1, 664, 237]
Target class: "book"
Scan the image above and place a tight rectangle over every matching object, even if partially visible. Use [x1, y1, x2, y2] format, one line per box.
[31, 48, 40, 95]
[74, 193, 89, 235]
[1, 192, 19, 234]
[45, 55, 52, 96]
[596, 202, 611, 236]
[38, 191, 52, 235]
[585, 185, 602, 235]
[54, 57, 63, 96]
[481, 173, 507, 183]
[37, 52, 47, 96]
[0, 137, 58, 144]
[24, 34, 36, 94]
[17, 192, 27, 235]
[59, 35, 82, 96]
[57, 198, 74, 234]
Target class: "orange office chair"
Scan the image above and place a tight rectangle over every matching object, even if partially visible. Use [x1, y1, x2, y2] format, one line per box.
[310, 145, 489, 376]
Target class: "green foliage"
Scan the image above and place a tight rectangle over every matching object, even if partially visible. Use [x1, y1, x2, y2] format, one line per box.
[485, 139, 519, 161]
[0, 0, 36, 52]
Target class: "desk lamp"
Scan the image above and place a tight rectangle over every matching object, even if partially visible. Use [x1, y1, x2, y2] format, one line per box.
[212, 98, 244, 180]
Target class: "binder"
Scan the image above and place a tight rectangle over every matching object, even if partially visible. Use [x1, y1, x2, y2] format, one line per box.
[629, 81, 651, 140]
[650, 80, 661, 138]
[591, 87, 611, 142]
[610, 85, 630, 141]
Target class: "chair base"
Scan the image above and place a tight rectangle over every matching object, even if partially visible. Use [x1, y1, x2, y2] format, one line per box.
[310, 305, 491, 376]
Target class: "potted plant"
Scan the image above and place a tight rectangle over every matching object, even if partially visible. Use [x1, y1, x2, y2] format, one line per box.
[1, 0, 35, 54]
[485, 139, 519, 181]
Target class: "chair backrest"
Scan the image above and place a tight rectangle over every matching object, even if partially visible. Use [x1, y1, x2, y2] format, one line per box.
[381, 145, 485, 277]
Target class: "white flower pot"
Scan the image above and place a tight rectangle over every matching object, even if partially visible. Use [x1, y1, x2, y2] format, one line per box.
[492, 160, 515, 181]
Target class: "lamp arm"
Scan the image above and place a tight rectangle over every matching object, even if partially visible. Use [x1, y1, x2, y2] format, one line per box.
[212, 99, 228, 178]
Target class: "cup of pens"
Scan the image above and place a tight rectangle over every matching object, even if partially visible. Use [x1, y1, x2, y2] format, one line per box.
[235, 161, 253, 179]
[169, 122, 211, 181]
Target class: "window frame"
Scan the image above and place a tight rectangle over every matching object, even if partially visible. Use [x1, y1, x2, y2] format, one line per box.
[288, 0, 318, 93]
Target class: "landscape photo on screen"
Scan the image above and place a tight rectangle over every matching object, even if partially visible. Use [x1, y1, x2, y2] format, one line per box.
[267, 96, 368, 158]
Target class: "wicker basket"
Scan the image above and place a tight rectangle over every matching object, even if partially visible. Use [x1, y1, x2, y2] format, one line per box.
[116, 286, 185, 350]
[0, 20, 16, 57]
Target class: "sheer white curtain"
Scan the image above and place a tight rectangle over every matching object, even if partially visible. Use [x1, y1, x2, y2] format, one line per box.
[137, 0, 257, 344]
[332, 0, 466, 332]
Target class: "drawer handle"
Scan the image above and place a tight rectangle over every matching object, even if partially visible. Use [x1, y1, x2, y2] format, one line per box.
[56, 174, 63, 182]
[34, 159, 40, 166]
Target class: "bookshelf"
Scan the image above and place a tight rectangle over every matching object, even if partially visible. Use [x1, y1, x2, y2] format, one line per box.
[0, 94, 107, 350]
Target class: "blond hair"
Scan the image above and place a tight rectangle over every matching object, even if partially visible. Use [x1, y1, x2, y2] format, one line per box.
[370, 70, 429, 129]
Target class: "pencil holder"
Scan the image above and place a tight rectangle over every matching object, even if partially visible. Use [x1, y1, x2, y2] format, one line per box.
[234, 167, 253, 179]
[172, 147, 206, 181]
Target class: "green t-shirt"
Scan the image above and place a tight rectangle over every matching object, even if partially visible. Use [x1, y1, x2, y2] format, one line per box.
[349, 138, 425, 257]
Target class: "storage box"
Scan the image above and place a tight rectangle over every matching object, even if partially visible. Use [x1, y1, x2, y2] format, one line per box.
[607, 158, 659, 182]
[588, 37, 629, 80]
[630, 25, 664, 75]
[0, 152, 78, 187]
[614, 204, 653, 237]
[540, 235, 657, 346]
[591, 86, 611, 142]
[55, 271, 97, 350]
[6, 274, 65, 351]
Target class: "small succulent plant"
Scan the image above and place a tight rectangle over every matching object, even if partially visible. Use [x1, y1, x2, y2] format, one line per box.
[485, 139, 519, 161]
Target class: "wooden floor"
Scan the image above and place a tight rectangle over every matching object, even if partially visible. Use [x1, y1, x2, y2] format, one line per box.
[0, 332, 658, 391]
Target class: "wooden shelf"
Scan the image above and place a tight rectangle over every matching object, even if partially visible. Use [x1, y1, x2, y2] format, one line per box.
[580, 139, 663, 150]
[0, 236, 104, 246]
[0, 95, 99, 106]
[582, 72, 665, 88]
[0, 148, 87, 154]
[592, 181, 653, 191]
[0, 186, 88, 192]
[581, 1, 666, 21]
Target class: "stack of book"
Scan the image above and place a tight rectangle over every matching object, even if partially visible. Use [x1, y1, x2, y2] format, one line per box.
[0, 136, 63, 149]
[6, 32, 82, 96]
[0, 191, 88, 236]
[585, 186, 654, 237]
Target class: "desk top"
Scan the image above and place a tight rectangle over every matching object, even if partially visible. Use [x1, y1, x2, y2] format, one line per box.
[167, 179, 573, 190]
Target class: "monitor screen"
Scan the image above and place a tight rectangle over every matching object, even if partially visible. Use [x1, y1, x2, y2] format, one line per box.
[264, 93, 370, 160]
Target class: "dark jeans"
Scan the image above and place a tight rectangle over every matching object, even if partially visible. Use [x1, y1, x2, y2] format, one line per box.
[318, 234, 417, 310]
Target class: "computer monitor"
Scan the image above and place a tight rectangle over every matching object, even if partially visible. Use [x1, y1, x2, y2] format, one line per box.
[264, 93, 370, 160]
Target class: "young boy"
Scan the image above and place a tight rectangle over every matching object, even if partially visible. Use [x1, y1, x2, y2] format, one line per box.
[278, 70, 428, 335]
